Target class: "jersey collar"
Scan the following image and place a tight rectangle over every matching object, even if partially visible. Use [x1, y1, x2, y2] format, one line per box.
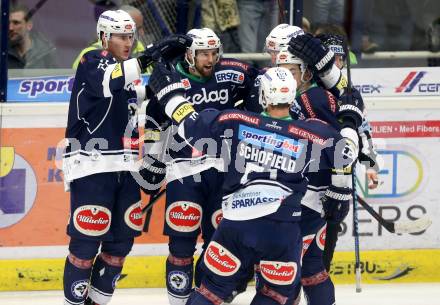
[176, 62, 211, 83]
[261, 111, 292, 121]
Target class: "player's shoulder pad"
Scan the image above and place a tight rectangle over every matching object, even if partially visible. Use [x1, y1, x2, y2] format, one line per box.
[79, 49, 115, 68]
[83, 49, 113, 60]
[307, 86, 339, 113]
[216, 109, 261, 125]
[293, 119, 340, 145]
[219, 58, 251, 72]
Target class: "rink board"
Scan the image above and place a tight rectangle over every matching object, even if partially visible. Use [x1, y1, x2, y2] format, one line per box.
[0, 249, 439, 291]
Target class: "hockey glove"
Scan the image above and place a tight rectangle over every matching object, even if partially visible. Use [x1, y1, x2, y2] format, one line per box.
[137, 34, 193, 72]
[337, 88, 365, 130]
[148, 62, 185, 104]
[139, 154, 166, 195]
[288, 33, 335, 75]
[321, 185, 352, 224]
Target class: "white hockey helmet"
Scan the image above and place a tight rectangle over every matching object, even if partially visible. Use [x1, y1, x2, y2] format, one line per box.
[265, 24, 304, 53]
[276, 48, 308, 74]
[185, 28, 223, 67]
[259, 67, 297, 108]
[96, 10, 136, 47]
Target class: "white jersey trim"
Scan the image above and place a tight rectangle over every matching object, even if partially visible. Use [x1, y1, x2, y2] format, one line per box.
[63, 149, 139, 181]
[166, 156, 224, 182]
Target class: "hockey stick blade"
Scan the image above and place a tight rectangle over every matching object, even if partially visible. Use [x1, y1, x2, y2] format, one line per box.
[394, 216, 432, 234]
[357, 196, 432, 234]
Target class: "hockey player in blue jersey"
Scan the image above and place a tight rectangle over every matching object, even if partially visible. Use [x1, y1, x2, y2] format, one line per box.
[243, 24, 306, 117]
[287, 32, 365, 135]
[276, 49, 347, 305]
[142, 28, 261, 305]
[62, 10, 191, 305]
[315, 33, 380, 274]
[147, 63, 356, 305]
[316, 33, 379, 190]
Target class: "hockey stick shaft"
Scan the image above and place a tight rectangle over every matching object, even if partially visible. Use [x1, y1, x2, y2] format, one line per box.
[142, 188, 166, 214]
[141, 188, 165, 232]
[352, 167, 362, 292]
[344, 40, 362, 292]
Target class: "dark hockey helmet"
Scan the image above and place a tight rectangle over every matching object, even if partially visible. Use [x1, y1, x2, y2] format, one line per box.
[316, 33, 346, 60]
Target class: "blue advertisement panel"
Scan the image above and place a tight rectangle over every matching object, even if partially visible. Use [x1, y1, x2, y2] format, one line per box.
[7, 75, 149, 103]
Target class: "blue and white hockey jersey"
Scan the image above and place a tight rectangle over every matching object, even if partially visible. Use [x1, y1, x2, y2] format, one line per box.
[63, 49, 146, 182]
[290, 84, 348, 213]
[164, 104, 352, 222]
[144, 58, 261, 180]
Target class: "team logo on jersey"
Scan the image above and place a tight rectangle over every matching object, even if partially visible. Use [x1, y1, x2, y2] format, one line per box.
[166, 201, 202, 232]
[259, 261, 297, 285]
[71, 280, 89, 300]
[215, 70, 245, 84]
[168, 271, 190, 293]
[302, 234, 316, 259]
[181, 78, 191, 89]
[211, 209, 223, 229]
[204, 241, 241, 276]
[124, 201, 143, 231]
[316, 225, 326, 250]
[265, 120, 282, 130]
[189, 88, 229, 105]
[73, 205, 111, 236]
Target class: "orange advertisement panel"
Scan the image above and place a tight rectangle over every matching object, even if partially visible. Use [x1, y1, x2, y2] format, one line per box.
[0, 128, 167, 247]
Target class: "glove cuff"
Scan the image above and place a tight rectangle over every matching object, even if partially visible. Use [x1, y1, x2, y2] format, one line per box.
[141, 155, 166, 175]
[325, 187, 352, 201]
[320, 64, 341, 89]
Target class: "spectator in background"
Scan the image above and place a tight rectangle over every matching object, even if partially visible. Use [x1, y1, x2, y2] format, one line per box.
[72, 5, 146, 69]
[367, 0, 414, 51]
[312, 0, 345, 28]
[8, 3, 57, 69]
[237, 0, 278, 54]
[202, 0, 241, 52]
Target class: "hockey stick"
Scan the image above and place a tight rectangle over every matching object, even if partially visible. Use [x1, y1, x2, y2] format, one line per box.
[142, 187, 166, 214]
[344, 40, 362, 292]
[352, 165, 362, 293]
[141, 187, 166, 232]
[357, 196, 432, 234]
